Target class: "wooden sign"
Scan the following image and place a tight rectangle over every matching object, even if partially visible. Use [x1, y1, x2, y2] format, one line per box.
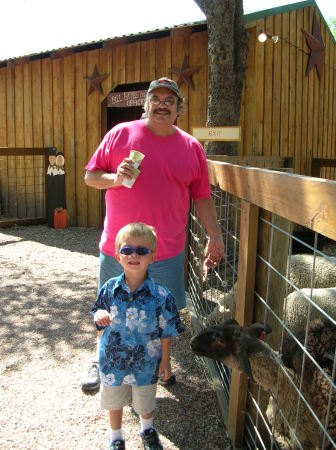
[107, 90, 147, 107]
[193, 126, 241, 141]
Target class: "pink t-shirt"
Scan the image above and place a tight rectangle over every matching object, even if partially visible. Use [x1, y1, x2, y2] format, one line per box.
[85, 119, 210, 260]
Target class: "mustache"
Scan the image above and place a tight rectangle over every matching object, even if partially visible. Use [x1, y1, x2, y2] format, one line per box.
[153, 108, 170, 113]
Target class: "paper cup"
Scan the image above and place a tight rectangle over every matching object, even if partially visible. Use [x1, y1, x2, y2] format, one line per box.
[122, 167, 141, 188]
[129, 150, 145, 169]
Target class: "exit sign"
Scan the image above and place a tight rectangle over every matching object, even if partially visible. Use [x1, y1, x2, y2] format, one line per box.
[192, 126, 241, 141]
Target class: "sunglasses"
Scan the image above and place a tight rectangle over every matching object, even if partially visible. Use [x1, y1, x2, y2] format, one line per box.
[119, 246, 150, 256]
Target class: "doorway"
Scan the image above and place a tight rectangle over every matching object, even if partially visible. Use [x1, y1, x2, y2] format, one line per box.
[99, 81, 150, 226]
[106, 81, 149, 132]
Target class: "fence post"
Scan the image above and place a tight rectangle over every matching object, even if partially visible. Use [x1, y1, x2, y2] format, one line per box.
[228, 200, 259, 447]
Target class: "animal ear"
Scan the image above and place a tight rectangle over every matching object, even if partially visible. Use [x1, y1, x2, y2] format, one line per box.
[281, 328, 305, 370]
[237, 349, 254, 380]
[221, 318, 239, 327]
[247, 323, 272, 340]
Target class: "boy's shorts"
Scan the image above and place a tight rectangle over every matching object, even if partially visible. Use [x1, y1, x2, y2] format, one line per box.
[100, 383, 157, 415]
[98, 249, 186, 309]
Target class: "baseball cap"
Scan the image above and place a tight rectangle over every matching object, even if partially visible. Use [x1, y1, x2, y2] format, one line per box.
[148, 77, 182, 99]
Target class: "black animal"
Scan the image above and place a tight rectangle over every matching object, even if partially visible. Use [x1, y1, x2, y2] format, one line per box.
[190, 318, 336, 449]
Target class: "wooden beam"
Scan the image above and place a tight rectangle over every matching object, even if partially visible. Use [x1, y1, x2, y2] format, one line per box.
[7, 57, 30, 68]
[0, 147, 49, 156]
[207, 160, 336, 241]
[0, 217, 47, 228]
[170, 27, 193, 40]
[228, 200, 259, 447]
[103, 38, 127, 51]
[50, 48, 73, 59]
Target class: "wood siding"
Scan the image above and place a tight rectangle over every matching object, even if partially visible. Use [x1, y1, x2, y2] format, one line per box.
[0, 4, 335, 227]
[240, 7, 336, 178]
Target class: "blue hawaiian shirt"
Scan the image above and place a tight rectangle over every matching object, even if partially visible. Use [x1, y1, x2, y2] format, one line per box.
[91, 272, 184, 387]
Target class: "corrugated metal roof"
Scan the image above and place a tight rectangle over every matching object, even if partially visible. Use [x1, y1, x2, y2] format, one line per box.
[0, 20, 207, 66]
[1, 0, 334, 66]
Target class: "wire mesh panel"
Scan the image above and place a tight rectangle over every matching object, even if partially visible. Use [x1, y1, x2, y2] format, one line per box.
[188, 187, 241, 410]
[188, 188, 240, 324]
[188, 167, 336, 449]
[247, 215, 336, 449]
[0, 149, 47, 221]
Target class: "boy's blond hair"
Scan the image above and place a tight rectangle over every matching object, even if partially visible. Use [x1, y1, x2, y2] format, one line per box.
[115, 222, 157, 253]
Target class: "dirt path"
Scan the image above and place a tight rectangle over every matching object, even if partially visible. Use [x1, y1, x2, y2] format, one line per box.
[0, 225, 232, 450]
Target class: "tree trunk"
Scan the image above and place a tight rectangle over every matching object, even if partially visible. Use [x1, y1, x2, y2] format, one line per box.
[194, 0, 248, 155]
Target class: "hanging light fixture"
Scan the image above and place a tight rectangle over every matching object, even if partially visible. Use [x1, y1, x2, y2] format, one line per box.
[257, 31, 279, 43]
[258, 31, 267, 43]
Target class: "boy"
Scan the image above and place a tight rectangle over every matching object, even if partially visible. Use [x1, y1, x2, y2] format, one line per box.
[92, 223, 184, 450]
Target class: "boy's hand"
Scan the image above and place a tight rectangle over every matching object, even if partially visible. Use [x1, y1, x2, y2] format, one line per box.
[94, 310, 112, 327]
[158, 360, 171, 382]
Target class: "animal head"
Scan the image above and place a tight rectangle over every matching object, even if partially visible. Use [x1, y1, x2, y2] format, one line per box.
[190, 319, 272, 379]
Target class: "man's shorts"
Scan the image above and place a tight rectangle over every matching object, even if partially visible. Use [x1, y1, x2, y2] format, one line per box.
[100, 383, 157, 415]
[98, 249, 186, 310]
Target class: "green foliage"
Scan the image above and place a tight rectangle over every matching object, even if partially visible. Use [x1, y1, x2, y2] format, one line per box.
[328, 17, 336, 37]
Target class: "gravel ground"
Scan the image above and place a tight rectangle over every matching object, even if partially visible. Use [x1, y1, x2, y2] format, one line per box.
[0, 224, 232, 450]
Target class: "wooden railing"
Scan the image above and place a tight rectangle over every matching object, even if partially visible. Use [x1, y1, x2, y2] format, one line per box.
[206, 160, 336, 446]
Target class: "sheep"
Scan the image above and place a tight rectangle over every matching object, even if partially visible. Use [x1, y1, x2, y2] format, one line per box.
[202, 286, 236, 323]
[190, 318, 336, 449]
[281, 319, 336, 448]
[284, 288, 336, 332]
[288, 254, 336, 294]
[205, 254, 336, 324]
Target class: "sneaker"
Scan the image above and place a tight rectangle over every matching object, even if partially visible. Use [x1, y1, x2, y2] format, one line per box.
[81, 362, 100, 392]
[107, 439, 125, 450]
[158, 373, 176, 387]
[140, 428, 163, 450]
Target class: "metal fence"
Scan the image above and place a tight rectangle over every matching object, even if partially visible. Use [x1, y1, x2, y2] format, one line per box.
[187, 159, 336, 449]
[0, 148, 48, 226]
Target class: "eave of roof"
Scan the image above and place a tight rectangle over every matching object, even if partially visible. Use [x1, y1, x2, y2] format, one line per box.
[0, 20, 207, 67]
[1, 0, 334, 67]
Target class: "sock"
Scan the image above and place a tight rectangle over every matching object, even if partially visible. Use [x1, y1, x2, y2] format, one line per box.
[140, 416, 153, 433]
[110, 428, 123, 442]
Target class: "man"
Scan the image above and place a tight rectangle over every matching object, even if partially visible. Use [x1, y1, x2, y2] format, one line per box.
[82, 77, 224, 392]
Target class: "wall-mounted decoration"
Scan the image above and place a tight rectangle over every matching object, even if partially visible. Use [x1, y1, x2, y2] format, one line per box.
[169, 54, 201, 90]
[301, 11, 325, 80]
[47, 148, 66, 227]
[84, 64, 109, 96]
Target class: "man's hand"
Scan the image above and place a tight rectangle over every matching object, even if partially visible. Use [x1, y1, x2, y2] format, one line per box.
[114, 158, 136, 186]
[94, 310, 112, 327]
[202, 235, 225, 281]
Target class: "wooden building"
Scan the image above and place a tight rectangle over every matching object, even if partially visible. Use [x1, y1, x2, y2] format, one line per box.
[0, 0, 335, 227]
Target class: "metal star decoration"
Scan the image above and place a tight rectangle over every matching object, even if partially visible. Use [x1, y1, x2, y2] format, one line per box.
[169, 54, 201, 90]
[302, 11, 325, 80]
[84, 64, 109, 96]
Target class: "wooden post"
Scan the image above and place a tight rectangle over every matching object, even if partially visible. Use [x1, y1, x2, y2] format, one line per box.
[228, 200, 259, 447]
